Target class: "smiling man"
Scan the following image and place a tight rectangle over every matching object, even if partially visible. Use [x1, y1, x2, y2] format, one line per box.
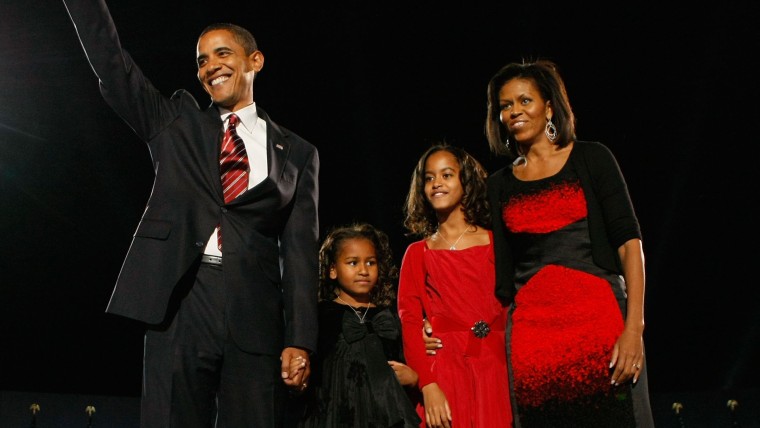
[196, 25, 263, 112]
[61, 1, 320, 427]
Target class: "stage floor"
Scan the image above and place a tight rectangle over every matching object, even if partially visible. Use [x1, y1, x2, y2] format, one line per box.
[2, 387, 758, 427]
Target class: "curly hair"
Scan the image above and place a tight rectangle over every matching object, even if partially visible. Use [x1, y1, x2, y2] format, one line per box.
[403, 143, 490, 238]
[485, 59, 577, 160]
[318, 223, 398, 308]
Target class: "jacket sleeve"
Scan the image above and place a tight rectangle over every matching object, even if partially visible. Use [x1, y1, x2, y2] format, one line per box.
[62, 0, 178, 141]
[586, 142, 642, 248]
[397, 241, 436, 389]
[279, 144, 320, 353]
[488, 169, 516, 302]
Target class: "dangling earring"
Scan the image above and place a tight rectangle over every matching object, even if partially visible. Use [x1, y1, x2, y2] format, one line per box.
[499, 113, 511, 150]
[545, 118, 558, 141]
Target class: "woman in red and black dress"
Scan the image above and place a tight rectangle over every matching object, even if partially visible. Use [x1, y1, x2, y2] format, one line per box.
[484, 60, 654, 428]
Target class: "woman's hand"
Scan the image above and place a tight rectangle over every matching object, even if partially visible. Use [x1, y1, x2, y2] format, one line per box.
[422, 318, 443, 355]
[609, 328, 644, 385]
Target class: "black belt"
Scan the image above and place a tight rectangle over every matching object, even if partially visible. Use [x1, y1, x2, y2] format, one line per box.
[201, 254, 222, 266]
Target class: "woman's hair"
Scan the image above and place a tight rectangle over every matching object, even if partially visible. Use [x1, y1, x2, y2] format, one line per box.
[403, 143, 490, 238]
[485, 59, 577, 160]
[318, 223, 398, 308]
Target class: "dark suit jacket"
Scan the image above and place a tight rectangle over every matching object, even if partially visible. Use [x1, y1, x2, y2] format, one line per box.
[63, 0, 319, 355]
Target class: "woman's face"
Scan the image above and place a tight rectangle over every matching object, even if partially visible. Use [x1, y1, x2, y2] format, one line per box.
[498, 78, 552, 144]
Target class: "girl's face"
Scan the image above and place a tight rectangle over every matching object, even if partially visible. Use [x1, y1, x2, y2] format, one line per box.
[329, 237, 378, 303]
[424, 150, 464, 215]
[497, 77, 552, 144]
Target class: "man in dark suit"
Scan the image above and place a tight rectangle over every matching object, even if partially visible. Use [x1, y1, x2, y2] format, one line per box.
[62, 0, 319, 426]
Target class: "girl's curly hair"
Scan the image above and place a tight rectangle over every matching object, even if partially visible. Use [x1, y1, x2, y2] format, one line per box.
[318, 223, 398, 308]
[403, 143, 490, 237]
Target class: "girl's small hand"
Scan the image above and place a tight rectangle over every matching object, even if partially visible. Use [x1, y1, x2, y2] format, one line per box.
[421, 383, 452, 428]
[388, 360, 418, 387]
[289, 355, 307, 384]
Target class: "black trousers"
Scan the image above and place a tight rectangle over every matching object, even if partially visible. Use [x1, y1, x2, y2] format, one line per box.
[141, 262, 286, 428]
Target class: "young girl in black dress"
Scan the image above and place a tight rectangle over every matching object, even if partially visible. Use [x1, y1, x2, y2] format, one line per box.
[296, 223, 421, 428]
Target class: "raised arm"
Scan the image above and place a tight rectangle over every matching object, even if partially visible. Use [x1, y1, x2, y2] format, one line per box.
[62, 0, 173, 140]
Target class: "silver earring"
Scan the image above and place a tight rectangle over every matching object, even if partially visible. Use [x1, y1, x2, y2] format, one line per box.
[500, 114, 512, 150]
[545, 118, 558, 141]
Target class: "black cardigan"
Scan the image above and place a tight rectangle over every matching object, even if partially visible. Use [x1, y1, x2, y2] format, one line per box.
[487, 140, 642, 302]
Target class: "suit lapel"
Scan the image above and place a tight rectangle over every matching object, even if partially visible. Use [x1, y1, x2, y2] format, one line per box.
[260, 108, 289, 184]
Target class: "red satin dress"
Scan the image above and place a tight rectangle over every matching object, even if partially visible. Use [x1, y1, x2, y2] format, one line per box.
[398, 233, 513, 428]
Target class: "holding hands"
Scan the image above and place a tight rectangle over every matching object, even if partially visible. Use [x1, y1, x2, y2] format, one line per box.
[281, 347, 311, 393]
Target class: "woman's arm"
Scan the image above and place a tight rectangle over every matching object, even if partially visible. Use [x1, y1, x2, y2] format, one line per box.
[610, 238, 646, 385]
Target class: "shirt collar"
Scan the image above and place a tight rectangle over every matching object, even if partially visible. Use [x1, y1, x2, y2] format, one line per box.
[218, 103, 258, 133]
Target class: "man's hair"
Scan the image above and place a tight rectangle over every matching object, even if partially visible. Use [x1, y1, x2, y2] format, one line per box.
[199, 23, 258, 55]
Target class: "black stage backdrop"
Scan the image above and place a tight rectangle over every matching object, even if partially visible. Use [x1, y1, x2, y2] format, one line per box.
[1, 0, 758, 404]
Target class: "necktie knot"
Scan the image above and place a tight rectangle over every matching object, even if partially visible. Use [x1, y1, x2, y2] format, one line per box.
[228, 113, 240, 128]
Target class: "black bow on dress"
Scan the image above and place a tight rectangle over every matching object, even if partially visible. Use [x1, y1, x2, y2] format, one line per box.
[342, 308, 398, 343]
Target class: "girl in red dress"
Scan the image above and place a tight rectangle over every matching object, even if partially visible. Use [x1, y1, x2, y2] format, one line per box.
[398, 144, 513, 428]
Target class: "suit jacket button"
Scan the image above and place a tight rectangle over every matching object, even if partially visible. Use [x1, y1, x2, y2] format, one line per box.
[195, 241, 204, 247]
[221, 207, 228, 213]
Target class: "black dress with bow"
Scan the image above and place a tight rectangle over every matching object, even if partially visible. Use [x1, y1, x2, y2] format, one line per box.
[297, 300, 421, 428]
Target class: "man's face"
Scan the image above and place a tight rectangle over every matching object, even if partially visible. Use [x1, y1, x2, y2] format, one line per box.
[196, 29, 263, 111]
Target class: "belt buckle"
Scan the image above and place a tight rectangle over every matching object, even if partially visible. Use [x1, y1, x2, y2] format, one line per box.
[471, 320, 490, 338]
[201, 254, 223, 266]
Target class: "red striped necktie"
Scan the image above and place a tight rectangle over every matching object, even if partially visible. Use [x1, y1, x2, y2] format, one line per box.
[218, 113, 249, 250]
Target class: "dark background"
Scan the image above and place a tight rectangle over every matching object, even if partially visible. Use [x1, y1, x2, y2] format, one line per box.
[1, 0, 759, 413]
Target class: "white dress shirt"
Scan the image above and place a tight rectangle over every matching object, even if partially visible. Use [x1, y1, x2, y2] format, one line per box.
[204, 103, 268, 257]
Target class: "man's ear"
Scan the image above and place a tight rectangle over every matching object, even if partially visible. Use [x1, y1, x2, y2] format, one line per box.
[249, 50, 264, 73]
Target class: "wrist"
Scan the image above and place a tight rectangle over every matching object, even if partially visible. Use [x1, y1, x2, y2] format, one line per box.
[624, 320, 645, 334]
